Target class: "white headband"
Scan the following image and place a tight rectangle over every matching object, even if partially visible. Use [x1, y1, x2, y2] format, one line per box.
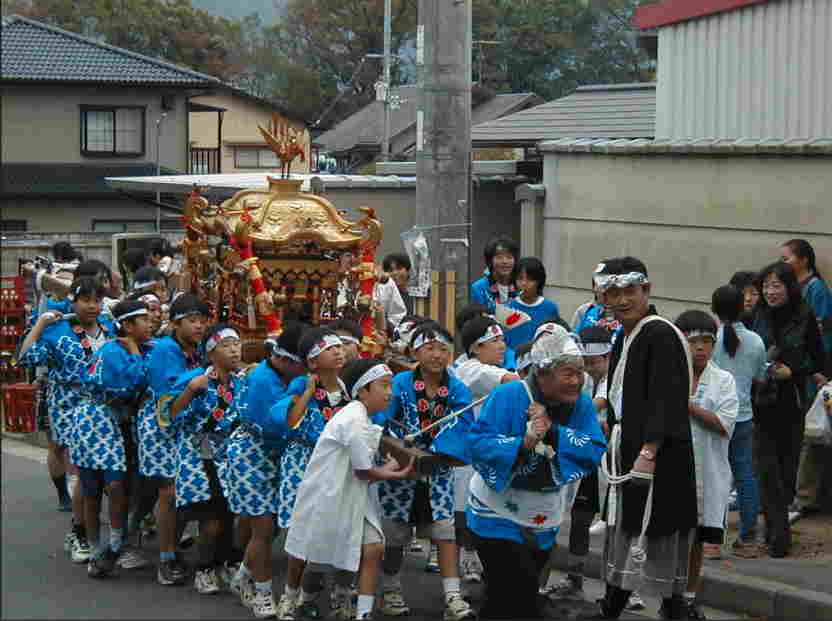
[351, 363, 393, 399]
[307, 334, 343, 360]
[472, 324, 503, 349]
[114, 307, 148, 328]
[172, 308, 203, 321]
[339, 334, 361, 346]
[580, 342, 612, 356]
[412, 332, 452, 352]
[593, 272, 649, 292]
[533, 322, 559, 341]
[530, 330, 583, 369]
[206, 328, 240, 353]
[265, 339, 303, 364]
[685, 329, 716, 340]
[133, 279, 162, 290]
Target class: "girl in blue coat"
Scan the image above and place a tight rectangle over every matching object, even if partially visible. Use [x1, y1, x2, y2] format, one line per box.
[503, 257, 560, 352]
[470, 236, 519, 314]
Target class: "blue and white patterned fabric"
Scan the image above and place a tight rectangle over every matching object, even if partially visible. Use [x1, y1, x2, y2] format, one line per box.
[165, 368, 246, 508]
[73, 340, 149, 471]
[224, 360, 290, 516]
[466, 381, 606, 548]
[273, 375, 345, 528]
[18, 317, 115, 449]
[374, 370, 474, 522]
[137, 336, 201, 479]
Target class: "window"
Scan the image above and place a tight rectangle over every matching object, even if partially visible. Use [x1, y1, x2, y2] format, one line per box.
[234, 147, 281, 169]
[81, 106, 145, 156]
[0, 219, 27, 232]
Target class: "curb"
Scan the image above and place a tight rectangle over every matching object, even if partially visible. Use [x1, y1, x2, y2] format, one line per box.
[546, 544, 832, 620]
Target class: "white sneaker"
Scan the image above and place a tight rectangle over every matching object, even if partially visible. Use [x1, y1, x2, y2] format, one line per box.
[194, 567, 222, 595]
[460, 549, 483, 583]
[626, 591, 646, 611]
[250, 590, 278, 619]
[276, 593, 297, 620]
[444, 594, 476, 621]
[381, 587, 410, 616]
[217, 561, 241, 589]
[116, 545, 151, 570]
[409, 539, 424, 553]
[229, 568, 251, 599]
[241, 582, 257, 610]
[71, 536, 92, 564]
[589, 520, 608, 535]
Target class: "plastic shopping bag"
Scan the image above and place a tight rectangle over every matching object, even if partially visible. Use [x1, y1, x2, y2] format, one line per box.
[805, 383, 832, 446]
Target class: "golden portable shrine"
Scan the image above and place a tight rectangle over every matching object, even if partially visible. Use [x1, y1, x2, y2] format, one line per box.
[179, 115, 384, 363]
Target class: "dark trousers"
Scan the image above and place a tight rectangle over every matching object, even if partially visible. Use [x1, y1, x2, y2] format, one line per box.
[473, 534, 549, 619]
[754, 419, 804, 552]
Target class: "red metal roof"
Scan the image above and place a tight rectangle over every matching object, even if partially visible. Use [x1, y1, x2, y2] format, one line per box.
[633, 0, 772, 29]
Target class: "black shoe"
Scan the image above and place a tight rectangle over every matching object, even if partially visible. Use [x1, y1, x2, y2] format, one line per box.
[88, 549, 118, 578]
[158, 560, 187, 586]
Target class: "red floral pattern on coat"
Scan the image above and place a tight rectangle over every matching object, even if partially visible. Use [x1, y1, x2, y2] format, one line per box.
[532, 514, 547, 525]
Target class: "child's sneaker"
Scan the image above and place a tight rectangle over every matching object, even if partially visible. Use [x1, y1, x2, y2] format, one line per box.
[87, 549, 118, 578]
[460, 548, 483, 583]
[194, 567, 222, 595]
[548, 575, 584, 600]
[626, 591, 645, 611]
[250, 590, 278, 619]
[71, 536, 92, 564]
[444, 594, 476, 621]
[381, 587, 410, 616]
[276, 592, 298, 620]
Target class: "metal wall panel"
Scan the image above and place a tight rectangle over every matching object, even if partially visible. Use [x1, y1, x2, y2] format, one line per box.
[656, 0, 832, 139]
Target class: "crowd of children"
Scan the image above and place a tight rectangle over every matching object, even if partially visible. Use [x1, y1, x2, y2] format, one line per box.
[15, 234, 831, 621]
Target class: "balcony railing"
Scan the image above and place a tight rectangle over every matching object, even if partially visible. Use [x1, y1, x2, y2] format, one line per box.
[189, 147, 220, 174]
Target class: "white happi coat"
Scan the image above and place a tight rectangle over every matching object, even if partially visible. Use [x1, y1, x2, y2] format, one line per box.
[284, 401, 384, 572]
[690, 360, 738, 529]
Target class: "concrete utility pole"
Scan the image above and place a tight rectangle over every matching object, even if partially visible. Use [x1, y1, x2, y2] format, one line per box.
[416, 0, 472, 310]
[380, 0, 392, 161]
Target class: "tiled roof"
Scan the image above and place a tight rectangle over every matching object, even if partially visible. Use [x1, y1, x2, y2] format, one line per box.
[471, 83, 656, 148]
[315, 88, 541, 155]
[1, 163, 181, 197]
[1, 15, 219, 86]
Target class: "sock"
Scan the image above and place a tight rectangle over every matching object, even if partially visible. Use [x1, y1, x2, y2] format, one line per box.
[160, 550, 176, 562]
[356, 594, 374, 619]
[67, 474, 79, 501]
[301, 588, 319, 603]
[255, 580, 273, 595]
[110, 527, 124, 553]
[441, 577, 461, 602]
[235, 563, 252, 583]
[382, 572, 402, 592]
[52, 474, 70, 501]
[284, 584, 299, 599]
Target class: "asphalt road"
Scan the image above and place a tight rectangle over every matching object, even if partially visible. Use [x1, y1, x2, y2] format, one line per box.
[2, 438, 743, 620]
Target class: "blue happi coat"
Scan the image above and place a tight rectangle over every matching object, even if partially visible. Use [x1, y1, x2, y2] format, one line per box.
[466, 381, 606, 549]
[272, 374, 348, 528]
[470, 276, 517, 315]
[375, 370, 475, 523]
[76, 340, 150, 471]
[18, 317, 115, 449]
[136, 336, 201, 479]
[165, 368, 246, 508]
[224, 360, 291, 516]
[503, 296, 560, 351]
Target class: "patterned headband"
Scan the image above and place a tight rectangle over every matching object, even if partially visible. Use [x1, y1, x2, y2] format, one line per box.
[533, 322, 559, 341]
[265, 339, 302, 364]
[307, 334, 343, 360]
[206, 328, 240, 353]
[412, 332, 452, 352]
[593, 271, 649, 292]
[685, 329, 716, 340]
[138, 294, 161, 309]
[351, 363, 393, 399]
[473, 324, 503, 349]
[516, 352, 534, 373]
[133, 279, 162, 290]
[580, 342, 612, 356]
[339, 334, 361, 346]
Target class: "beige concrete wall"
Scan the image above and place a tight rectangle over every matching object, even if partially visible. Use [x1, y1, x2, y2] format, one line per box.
[1, 85, 189, 171]
[189, 92, 310, 174]
[542, 153, 832, 324]
[1, 197, 160, 233]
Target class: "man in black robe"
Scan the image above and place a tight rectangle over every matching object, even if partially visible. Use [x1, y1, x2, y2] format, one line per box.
[581, 257, 697, 621]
